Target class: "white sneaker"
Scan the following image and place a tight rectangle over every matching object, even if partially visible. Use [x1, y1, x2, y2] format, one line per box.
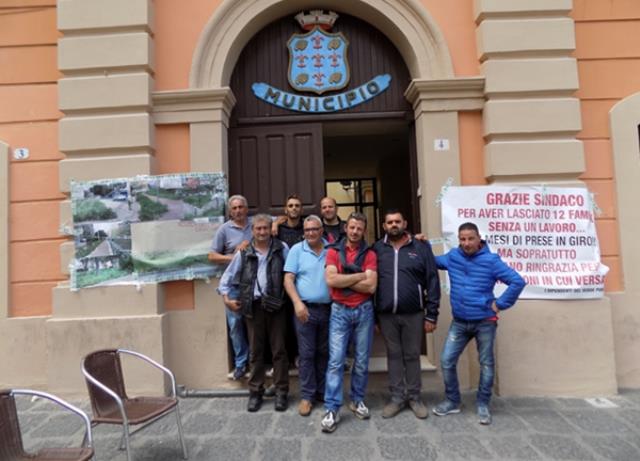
[321, 410, 340, 433]
[348, 401, 370, 420]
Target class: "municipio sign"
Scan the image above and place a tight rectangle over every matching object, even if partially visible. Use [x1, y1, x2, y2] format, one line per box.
[252, 10, 391, 113]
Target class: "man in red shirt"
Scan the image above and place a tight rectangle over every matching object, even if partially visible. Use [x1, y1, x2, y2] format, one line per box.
[320, 212, 377, 433]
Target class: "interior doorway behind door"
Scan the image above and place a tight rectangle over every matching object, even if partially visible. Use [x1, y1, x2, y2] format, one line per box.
[323, 120, 414, 242]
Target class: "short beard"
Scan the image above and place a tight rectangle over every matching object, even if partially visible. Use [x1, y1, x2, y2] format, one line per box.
[387, 229, 404, 240]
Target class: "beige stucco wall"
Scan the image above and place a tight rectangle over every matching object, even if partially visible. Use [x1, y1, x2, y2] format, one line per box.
[167, 280, 238, 389]
[496, 299, 617, 396]
[609, 93, 640, 388]
[0, 317, 48, 389]
[47, 315, 168, 396]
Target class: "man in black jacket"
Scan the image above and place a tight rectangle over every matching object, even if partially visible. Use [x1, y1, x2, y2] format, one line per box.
[219, 214, 290, 412]
[373, 210, 441, 419]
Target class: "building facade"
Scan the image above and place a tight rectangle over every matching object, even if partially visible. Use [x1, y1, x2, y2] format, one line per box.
[1, 0, 639, 396]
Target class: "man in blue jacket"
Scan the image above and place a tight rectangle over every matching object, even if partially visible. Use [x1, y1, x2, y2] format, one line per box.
[374, 210, 441, 419]
[433, 222, 525, 425]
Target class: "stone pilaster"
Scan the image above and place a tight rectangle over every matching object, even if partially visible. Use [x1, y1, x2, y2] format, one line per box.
[51, 0, 166, 395]
[475, 0, 585, 181]
[56, 0, 156, 288]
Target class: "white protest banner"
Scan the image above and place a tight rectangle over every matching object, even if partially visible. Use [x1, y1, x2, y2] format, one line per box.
[441, 186, 609, 299]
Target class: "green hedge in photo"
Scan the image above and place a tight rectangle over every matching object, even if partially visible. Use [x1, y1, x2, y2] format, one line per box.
[183, 194, 211, 208]
[147, 186, 180, 200]
[136, 193, 169, 221]
[74, 199, 117, 222]
[76, 267, 130, 288]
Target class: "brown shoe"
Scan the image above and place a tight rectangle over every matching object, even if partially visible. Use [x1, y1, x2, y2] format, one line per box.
[408, 399, 429, 419]
[298, 399, 312, 416]
[382, 401, 405, 419]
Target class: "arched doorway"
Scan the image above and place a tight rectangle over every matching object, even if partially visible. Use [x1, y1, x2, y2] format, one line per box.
[227, 12, 418, 237]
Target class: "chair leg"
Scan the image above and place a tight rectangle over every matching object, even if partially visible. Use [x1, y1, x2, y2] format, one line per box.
[122, 422, 133, 461]
[175, 404, 188, 459]
[118, 427, 126, 450]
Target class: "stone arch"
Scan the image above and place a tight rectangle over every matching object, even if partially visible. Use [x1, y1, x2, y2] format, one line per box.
[190, 0, 454, 88]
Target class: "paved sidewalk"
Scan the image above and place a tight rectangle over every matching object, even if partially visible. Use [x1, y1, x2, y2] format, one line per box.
[15, 388, 640, 460]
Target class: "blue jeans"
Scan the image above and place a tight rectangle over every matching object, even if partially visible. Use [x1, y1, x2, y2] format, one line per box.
[324, 300, 374, 412]
[294, 303, 330, 401]
[226, 307, 249, 369]
[440, 318, 497, 406]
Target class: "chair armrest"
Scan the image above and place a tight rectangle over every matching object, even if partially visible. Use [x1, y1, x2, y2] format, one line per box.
[12, 389, 94, 448]
[81, 361, 128, 425]
[117, 349, 178, 398]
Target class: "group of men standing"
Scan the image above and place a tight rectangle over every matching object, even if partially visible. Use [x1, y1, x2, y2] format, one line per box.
[210, 194, 525, 433]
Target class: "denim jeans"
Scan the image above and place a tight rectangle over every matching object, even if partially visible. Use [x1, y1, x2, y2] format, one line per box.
[440, 318, 497, 406]
[324, 300, 374, 412]
[294, 303, 330, 402]
[226, 307, 249, 369]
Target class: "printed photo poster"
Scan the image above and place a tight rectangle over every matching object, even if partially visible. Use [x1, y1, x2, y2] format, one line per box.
[70, 173, 227, 289]
[440, 186, 609, 299]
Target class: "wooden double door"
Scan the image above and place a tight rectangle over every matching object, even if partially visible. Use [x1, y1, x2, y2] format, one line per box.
[229, 123, 324, 215]
[229, 121, 421, 232]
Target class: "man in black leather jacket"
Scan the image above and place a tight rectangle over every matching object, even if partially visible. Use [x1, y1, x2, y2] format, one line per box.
[219, 214, 290, 413]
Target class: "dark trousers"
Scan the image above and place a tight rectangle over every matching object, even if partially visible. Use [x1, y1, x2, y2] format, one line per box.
[378, 311, 424, 403]
[293, 303, 330, 402]
[245, 301, 289, 395]
[284, 297, 299, 365]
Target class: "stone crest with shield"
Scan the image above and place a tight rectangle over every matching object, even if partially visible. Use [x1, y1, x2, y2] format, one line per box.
[287, 10, 350, 94]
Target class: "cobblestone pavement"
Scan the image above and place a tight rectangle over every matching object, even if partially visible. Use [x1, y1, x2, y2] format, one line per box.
[14, 387, 640, 461]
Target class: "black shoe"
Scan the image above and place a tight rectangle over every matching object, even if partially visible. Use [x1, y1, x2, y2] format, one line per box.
[247, 393, 263, 412]
[275, 393, 288, 412]
[232, 365, 248, 381]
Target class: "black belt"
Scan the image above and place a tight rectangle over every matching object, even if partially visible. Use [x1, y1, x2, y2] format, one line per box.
[305, 302, 331, 308]
[453, 317, 496, 323]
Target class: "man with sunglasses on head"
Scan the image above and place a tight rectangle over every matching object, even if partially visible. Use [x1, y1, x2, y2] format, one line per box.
[321, 211, 377, 433]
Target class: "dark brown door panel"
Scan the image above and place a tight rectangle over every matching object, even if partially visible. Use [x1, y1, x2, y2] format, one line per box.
[229, 123, 324, 216]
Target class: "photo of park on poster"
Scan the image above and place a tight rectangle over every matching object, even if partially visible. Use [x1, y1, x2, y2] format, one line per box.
[440, 185, 609, 299]
[70, 173, 227, 289]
